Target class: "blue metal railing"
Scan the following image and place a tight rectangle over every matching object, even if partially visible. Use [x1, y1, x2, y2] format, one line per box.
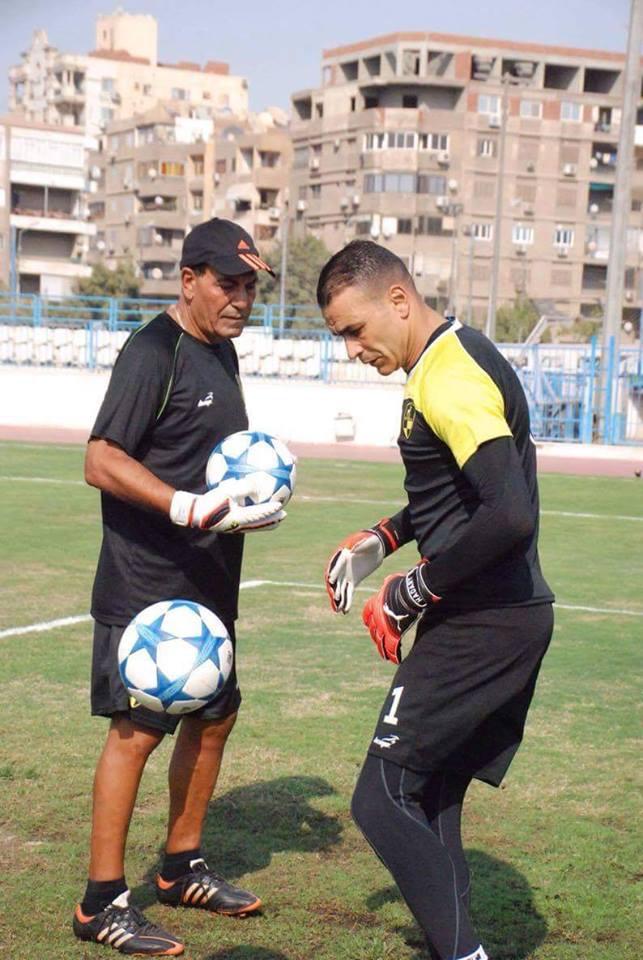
[1, 292, 641, 445]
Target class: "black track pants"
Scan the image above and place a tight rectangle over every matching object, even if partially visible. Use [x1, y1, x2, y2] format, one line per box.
[352, 754, 487, 960]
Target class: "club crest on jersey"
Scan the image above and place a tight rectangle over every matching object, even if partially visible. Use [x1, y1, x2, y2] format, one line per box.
[401, 398, 416, 439]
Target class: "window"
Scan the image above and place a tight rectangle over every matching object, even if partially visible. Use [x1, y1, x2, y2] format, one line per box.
[215, 159, 227, 174]
[191, 192, 203, 211]
[397, 218, 413, 234]
[293, 147, 308, 169]
[137, 124, 155, 144]
[310, 184, 321, 198]
[419, 133, 449, 151]
[554, 226, 574, 247]
[364, 172, 411, 193]
[520, 100, 542, 119]
[402, 94, 418, 109]
[561, 101, 582, 122]
[512, 223, 535, 245]
[472, 223, 493, 241]
[473, 179, 495, 199]
[101, 77, 115, 94]
[364, 95, 379, 109]
[143, 84, 152, 96]
[478, 94, 500, 116]
[417, 216, 443, 235]
[417, 174, 447, 195]
[160, 161, 185, 177]
[101, 107, 114, 123]
[477, 138, 497, 158]
[171, 88, 189, 101]
[192, 156, 205, 176]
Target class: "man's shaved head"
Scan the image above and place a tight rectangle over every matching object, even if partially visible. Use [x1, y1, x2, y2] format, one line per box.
[316, 240, 415, 309]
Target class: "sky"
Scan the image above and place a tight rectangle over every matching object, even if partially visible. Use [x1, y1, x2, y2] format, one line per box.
[0, 0, 634, 115]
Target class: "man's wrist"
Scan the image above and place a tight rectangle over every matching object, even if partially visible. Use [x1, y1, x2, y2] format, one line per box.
[400, 562, 442, 612]
[170, 490, 196, 526]
[368, 517, 402, 557]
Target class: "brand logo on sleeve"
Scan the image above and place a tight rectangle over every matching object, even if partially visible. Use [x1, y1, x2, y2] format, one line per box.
[197, 392, 214, 408]
[401, 398, 416, 439]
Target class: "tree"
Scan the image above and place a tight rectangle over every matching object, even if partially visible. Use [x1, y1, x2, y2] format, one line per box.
[495, 297, 540, 343]
[256, 235, 331, 311]
[76, 259, 140, 298]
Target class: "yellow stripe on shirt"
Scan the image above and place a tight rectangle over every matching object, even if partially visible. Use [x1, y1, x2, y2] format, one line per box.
[407, 329, 512, 468]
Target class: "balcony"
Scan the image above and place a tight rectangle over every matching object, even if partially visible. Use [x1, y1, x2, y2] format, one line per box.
[11, 212, 96, 236]
[17, 255, 92, 279]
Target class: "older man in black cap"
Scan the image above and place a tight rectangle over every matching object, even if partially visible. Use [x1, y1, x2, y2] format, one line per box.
[73, 220, 281, 956]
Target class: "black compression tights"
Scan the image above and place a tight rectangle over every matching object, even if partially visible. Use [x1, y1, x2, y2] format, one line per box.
[352, 755, 486, 960]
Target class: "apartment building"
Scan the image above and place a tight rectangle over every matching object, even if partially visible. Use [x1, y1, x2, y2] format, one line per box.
[290, 32, 643, 328]
[9, 11, 248, 138]
[0, 117, 96, 294]
[88, 106, 290, 297]
[213, 111, 292, 243]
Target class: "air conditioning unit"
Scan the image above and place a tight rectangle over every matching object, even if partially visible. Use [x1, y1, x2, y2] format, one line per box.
[123, 179, 131, 190]
[309, 156, 320, 171]
[563, 163, 577, 177]
[515, 244, 527, 256]
[147, 167, 158, 179]
[435, 195, 450, 209]
[296, 199, 307, 212]
[334, 138, 341, 150]
[488, 115, 501, 129]
[556, 247, 569, 258]
[437, 150, 450, 166]
[268, 206, 280, 220]
[124, 214, 131, 225]
[523, 204, 534, 216]
[526, 161, 536, 173]
[625, 289, 634, 302]
[352, 193, 360, 206]
[90, 165, 102, 180]
[339, 196, 349, 210]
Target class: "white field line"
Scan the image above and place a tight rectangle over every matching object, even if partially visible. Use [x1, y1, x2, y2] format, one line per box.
[1, 579, 641, 640]
[1, 477, 642, 523]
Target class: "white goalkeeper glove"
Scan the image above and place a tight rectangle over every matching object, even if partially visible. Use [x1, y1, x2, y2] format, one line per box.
[170, 477, 285, 533]
[325, 517, 402, 614]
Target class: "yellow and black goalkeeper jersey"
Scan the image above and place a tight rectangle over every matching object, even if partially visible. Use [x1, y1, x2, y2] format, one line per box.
[399, 319, 553, 610]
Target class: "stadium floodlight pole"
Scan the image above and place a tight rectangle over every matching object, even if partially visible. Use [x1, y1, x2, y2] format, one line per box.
[603, 0, 642, 355]
[486, 75, 511, 341]
[278, 192, 290, 335]
[463, 224, 475, 325]
[9, 225, 17, 297]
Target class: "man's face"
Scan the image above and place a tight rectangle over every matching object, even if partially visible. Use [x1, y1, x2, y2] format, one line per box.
[323, 283, 408, 376]
[183, 267, 257, 342]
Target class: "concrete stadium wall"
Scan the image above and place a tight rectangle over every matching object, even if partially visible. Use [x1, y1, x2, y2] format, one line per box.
[0, 367, 404, 447]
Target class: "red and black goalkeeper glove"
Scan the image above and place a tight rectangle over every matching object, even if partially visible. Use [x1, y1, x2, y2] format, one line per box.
[362, 561, 441, 664]
[325, 516, 402, 614]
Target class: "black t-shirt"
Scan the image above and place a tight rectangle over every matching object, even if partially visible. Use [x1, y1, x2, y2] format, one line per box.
[90, 311, 249, 626]
[398, 319, 553, 610]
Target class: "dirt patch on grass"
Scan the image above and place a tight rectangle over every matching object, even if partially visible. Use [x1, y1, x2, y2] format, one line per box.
[309, 899, 381, 929]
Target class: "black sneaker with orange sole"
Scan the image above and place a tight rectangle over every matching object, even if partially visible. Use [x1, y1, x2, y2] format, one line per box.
[73, 890, 184, 955]
[156, 858, 262, 917]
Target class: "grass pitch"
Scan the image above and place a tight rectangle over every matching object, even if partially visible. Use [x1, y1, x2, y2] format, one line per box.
[0, 442, 641, 960]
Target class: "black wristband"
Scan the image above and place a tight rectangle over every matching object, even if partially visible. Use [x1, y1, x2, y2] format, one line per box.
[368, 517, 402, 557]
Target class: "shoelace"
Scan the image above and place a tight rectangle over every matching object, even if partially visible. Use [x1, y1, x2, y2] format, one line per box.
[190, 864, 225, 886]
[104, 902, 159, 935]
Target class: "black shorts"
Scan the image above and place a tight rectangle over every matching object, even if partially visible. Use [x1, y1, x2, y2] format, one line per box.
[90, 619, 242, 735]
[367, 603, 553, 787]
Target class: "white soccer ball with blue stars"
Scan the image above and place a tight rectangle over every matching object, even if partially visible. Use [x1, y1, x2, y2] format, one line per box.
[206, 430, 296, 506]
[118, 600, 233, 714]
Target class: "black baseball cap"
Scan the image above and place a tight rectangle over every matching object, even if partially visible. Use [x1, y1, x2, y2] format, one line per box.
[180, 218, 275, 277]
